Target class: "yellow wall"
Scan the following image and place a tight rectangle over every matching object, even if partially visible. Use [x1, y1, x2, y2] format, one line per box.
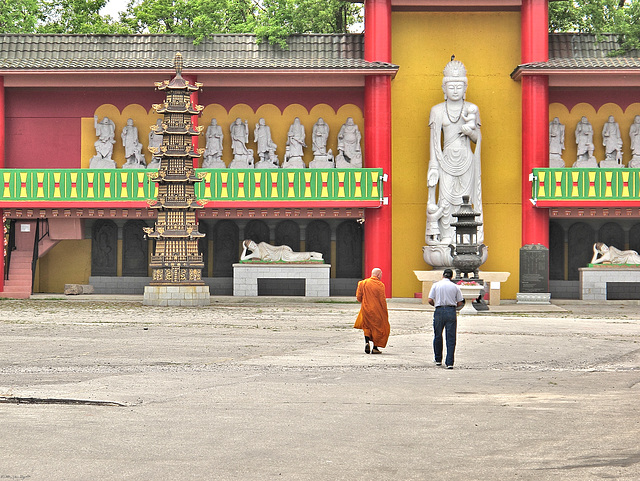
[550, 102, 640, 166]
[391, 11, 522, 298]
[36, 240, 92, 293]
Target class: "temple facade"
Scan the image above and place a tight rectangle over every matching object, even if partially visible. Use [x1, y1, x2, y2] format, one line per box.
[1, 0, 640, 300]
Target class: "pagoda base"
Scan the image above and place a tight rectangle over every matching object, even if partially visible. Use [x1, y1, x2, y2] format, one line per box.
[143, 285, 210, 306]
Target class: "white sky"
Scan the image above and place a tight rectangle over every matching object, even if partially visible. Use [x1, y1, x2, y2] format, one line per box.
[100, 0, 130, 18]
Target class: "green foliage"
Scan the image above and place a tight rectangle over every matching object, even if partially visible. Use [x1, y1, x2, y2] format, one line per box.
[0, 0, 42, 32]
[0, 0, 361, 45]
[549, 0, 640, 54]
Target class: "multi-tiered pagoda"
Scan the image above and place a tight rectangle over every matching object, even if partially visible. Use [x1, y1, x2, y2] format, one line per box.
[143, 54, 208, 305]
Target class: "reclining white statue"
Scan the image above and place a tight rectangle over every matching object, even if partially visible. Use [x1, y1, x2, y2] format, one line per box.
[240, 240, 323, 262]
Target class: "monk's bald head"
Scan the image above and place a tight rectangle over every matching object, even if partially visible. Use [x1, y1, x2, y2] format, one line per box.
[371, 268, 382, 279]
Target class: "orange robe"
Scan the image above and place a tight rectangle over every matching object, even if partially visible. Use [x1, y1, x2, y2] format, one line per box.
[354, 276, 390, 348]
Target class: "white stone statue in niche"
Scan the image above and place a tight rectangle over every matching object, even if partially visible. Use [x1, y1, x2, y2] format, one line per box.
[629, 115, 640, 168]
[310, 117, 335, 169]
[229, 118, 254, 169]
[423, 59, 485, 268]
[240, 240, 323, 262]
[147, 119, 163, 170]
[335, 117, 363, 168]
[283, 117, 306, 169]
[600, 115, 623, 168]
[549, 117, 566, 168]
[121, 118, 147, 169]
[592, 242, 640, 265]
[90, 115, 117, 169]
[202, 118, 225, 169]
[254, 118, 279, 169]
[573, 116, 597, 167]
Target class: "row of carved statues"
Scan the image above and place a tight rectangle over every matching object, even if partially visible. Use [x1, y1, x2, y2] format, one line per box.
[89, 115, 363, 170]
[549, 115, 640, 168]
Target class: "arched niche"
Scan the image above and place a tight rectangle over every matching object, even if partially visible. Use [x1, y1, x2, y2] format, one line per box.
[568, 222, 595, 280]
[336, 220, 363, 278]
[213, 220, 239, 277]
[275, 220, 300, 251]
[306, 220, 331, 266]
[91, 220, 117, 276]
[598, 222, 625, 250]
[122, 220, 149, 277]
[549, 221, 565, 281]
[629, 223, 640, 254]
[244, 220, 270, 244]
[198, 220, 211, 278]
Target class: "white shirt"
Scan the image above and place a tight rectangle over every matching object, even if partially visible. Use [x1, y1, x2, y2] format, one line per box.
[428, 278, 463, 307]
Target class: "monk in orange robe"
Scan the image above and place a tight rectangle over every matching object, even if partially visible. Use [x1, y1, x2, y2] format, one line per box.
[354, 268, 390, 354]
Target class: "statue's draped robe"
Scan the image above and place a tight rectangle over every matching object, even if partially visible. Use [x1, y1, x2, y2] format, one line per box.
[252, 242, 319, 262]
[608, 245, 640, 265]
[354, 276, 390, 348]
[428, 102, 483, 243]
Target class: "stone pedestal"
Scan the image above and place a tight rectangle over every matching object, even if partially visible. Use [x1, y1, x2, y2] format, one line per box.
[517, 244, 550, 304]
[459, 285, 482, 315]
[143, 285, 210, 306]
[580, 266, 640, 300]
[233, 263, 330, 297]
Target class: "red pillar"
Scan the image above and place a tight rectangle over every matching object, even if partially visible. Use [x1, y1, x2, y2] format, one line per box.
[364, 0, 392, 296]
[0, 76, 5, 291]
[521, 0, 549, 247]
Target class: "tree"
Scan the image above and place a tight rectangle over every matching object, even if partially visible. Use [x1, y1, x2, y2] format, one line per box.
[0, 0, 43, 32]
[549, 0, 640, 54]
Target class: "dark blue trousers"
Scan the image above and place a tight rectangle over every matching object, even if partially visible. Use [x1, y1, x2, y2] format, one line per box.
[433, 306, 457, 367]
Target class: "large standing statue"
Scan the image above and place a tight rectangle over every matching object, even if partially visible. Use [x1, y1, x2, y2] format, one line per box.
[629, 115, 640, 168]
[90, 115, 117, 169]
[229, 118, 254, 168]
[240, 240, 323, 262]
[310, 117, 334, 168]
[202, 118, 225, 168]
[335, 117, 363, 168]
[283, 117, 306, 169]
[253, 118, 279, 169]
[549, 117, 566, 168]
[147, 118, 163, 170]
[573, 116, 597, 167]
[121, 118, 146, 169]
[600, 115, 623, 168]
[426, 59, 483, 250]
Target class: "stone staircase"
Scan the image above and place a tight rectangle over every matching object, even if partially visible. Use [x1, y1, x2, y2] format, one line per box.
[3, 251, 33, 299]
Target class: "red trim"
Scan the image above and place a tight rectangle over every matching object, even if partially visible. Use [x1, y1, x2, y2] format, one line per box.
[0, 201, 383, 209]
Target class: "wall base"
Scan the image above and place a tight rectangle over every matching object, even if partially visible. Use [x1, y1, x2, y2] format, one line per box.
[516, 292, 551, 304]
[143, 285, 210, 306]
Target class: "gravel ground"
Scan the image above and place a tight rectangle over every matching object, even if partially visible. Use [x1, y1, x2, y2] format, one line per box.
[0, 297, 639, 480]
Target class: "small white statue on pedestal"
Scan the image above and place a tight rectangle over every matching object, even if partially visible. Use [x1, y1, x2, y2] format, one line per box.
[121, 118, 146, 169]
[549, 117, 565, 168]
[600, 115, 623, 168]
[282, 117, 306, 169]
[335, 117, 362, 168]
[202, 118, 225, 168]
[229, 118, 254, 169]
[573, 116, 598, 167]
[310, 117, 335, 169]
[90, 115, 116, 169]
[147, 119, 163, 170]
[254, 118, 279, 169]
[629, 115, 640, 168]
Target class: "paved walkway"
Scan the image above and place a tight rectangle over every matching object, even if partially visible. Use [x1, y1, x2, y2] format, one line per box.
[1, 296, 639, 480]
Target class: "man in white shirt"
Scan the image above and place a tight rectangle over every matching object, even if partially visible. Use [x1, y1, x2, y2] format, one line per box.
[427, 269, 464, 369]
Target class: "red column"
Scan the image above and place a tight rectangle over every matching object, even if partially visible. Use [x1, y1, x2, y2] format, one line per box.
[521, 0, 549, 247]
[0, 76, 5, 291]
[363, 0, 392, 296]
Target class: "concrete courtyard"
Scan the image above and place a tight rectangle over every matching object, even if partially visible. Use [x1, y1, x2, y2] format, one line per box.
[1, 296, 639, 480]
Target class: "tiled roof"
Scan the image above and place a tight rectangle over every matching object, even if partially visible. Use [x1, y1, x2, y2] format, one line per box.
[0, 34, 397, 71]
[514, 33, 640, 74]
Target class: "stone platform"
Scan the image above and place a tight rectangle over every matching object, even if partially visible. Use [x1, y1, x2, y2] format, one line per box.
[233, 263, 330, 297]
[143, 285, 210, 306]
